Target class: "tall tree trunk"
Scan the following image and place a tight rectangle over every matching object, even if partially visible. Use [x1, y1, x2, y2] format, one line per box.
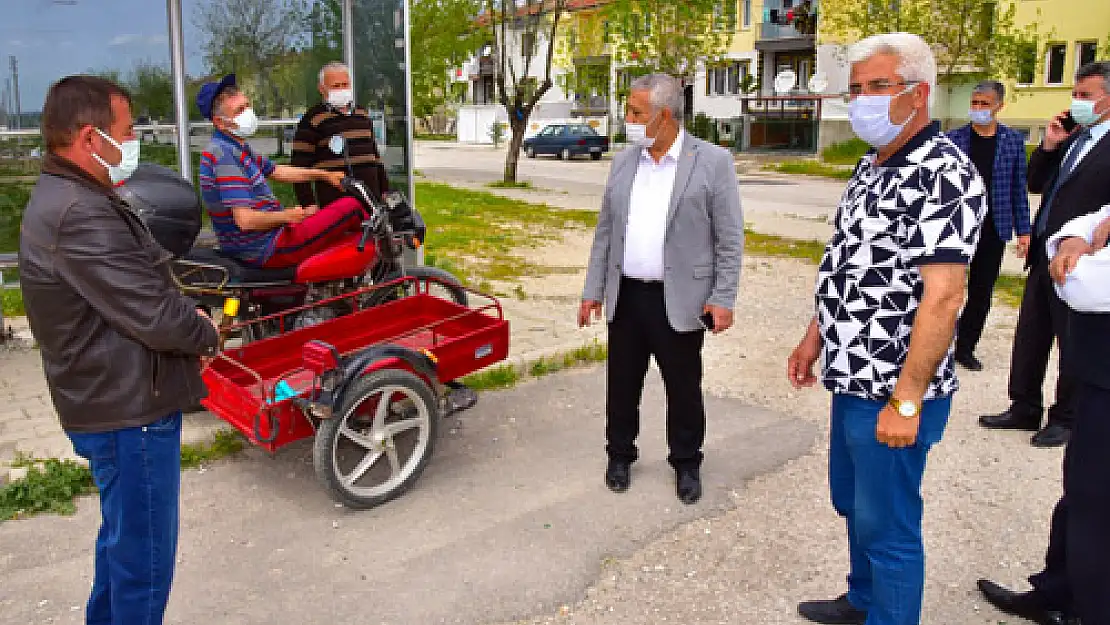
[503, 117, 528, 182]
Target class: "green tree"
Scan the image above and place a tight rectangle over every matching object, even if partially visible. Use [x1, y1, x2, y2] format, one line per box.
[819, 0, 1047, 94]
[602, 0, 734, 77]
[130, 62, 174, 121]
[193, 0, 312, 117]
[484, 0, 569, 183]
[411, 0, 485, 126]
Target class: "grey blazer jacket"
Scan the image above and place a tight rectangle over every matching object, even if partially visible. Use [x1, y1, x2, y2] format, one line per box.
[582, 133, 744, 332]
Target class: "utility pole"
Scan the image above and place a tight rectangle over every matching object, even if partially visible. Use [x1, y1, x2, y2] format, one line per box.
[9, 56, 21, 130]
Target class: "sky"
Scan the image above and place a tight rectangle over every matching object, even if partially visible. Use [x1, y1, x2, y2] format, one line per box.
[1, 0, 219, 114]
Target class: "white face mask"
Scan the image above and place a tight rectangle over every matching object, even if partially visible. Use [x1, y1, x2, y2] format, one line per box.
[327, 88, 354, 110]
[849, 88, 915, 148]
[969, 109, 994, 126]
[226, 108, 259, 138]
[625, 112, 660, 148]
[92, 128, 140, 184]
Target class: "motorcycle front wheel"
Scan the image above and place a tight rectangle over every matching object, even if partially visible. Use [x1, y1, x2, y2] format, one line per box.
[361, 265, 468, 309]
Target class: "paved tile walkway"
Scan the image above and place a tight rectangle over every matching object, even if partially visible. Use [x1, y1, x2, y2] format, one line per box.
[0, 290, 604, 477]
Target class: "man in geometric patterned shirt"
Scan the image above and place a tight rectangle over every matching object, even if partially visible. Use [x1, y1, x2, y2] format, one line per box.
[787, 33, 987, 625]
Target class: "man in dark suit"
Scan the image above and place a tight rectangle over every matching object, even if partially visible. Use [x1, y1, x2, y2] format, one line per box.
[977, 61, 1110, 625]
[978, 61, 1110, 448]
[578, 73, 743, 505]
[946, 80, 1032, 372]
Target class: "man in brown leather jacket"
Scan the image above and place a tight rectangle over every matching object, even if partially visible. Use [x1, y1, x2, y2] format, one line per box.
[18, 75, 220, 625]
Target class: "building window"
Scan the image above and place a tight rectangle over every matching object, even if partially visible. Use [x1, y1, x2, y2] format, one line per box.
[728, 63, 741, 95]
[715, 66, 726, 95]
[1017, 42, 1037, 85]
[521, 33, 535, 58]
[1078, 41, 1098, 70]
[1046, 43, 1067, 85]
[742, 0, 752, 27]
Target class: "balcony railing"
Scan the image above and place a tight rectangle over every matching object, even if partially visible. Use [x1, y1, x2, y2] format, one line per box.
[759, 20, 816, 40]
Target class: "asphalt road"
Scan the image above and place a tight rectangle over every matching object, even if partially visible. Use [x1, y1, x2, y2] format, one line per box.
[0, 368, 814, 625]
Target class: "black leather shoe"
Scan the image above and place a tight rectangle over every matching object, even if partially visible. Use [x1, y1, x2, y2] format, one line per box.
[605, 460, 631, 492]
[797, 594, 867, 625]
[1031, 423, 1071, 448]
[676, 469, 701, 504]
[956, 352, 984, 371]
[977, 579, 1075, 625]
[979, 406, 1041, 431]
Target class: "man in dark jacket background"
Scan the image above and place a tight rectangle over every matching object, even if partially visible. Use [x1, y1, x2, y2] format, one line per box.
[18, 75, 220, 625]
[977, 61, 1110, 449]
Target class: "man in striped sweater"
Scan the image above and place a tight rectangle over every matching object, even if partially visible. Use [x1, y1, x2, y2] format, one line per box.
[196, 73, 367, 269]
[291, 62, 389, 210]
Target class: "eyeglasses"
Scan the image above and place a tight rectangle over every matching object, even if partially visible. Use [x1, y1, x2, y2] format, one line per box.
[839, 80, 920, 103]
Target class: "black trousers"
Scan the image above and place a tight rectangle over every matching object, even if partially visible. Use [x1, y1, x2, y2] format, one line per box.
[1028, 381, 1110, 624]
[606, 277, 706, 472]
[955, 218, 1005, 358]
[1006, 258, 1075, 427]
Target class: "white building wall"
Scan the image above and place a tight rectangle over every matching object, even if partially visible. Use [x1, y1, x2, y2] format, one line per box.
[692, 52, 759, 120]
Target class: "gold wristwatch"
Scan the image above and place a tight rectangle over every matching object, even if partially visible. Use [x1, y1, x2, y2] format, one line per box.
[889, 398, 921, 419]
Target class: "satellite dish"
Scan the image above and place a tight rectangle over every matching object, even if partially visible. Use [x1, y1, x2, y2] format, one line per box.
[773, 69, 797, 95]
[808, 73, 829, 94]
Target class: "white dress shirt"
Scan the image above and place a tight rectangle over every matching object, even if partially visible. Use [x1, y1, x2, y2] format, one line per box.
[622, 130, 686, 281]
[1047, 203, 1110, 313]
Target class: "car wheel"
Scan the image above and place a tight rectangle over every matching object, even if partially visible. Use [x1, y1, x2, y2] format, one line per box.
[561, 148, 571, 161]
[526, 146, 536, 158]
[590, 152, 602, 161]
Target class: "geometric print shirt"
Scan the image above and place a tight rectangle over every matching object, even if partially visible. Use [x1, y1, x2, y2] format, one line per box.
[198, 131, 281, 266]
[815, 121, 987, 401]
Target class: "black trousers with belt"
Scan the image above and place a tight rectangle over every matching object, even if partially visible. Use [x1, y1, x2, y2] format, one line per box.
[955, 213, 1005, 359]
[1028, 381, 1110, 623]
[606, 277, 706, 472]
[1005, 255, 1075, 428]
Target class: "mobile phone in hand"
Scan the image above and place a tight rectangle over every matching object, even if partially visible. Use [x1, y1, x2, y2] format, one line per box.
[699, 311, 716, 331]
[1061, 111, 1078, 133]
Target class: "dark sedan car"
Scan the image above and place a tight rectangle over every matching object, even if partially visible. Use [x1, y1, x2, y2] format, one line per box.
[522, 123, 609, 161]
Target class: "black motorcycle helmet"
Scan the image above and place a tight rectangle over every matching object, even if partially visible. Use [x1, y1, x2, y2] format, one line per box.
[116, 163, 204, 258]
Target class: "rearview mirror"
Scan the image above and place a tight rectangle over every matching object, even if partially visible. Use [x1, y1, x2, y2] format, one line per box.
[328, 135, 346, 156]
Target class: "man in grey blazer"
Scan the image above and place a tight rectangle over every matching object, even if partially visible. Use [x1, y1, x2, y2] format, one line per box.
[578, 73, 743, 505]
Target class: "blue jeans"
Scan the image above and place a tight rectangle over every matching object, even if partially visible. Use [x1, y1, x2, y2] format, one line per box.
[829, 393, 951, 625]
[67, 412, 182, 625]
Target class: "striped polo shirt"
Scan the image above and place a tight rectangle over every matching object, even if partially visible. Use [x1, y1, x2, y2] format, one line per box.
[198, 131, 281, 266]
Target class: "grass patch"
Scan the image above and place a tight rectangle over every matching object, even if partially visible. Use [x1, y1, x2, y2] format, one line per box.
[763, 159, 855, 180]
[416, 133, 456, 141]
[821, 138, 870, 166]
[402, 181, 596, 285]
[0, 429, 245, 522]
[462, 340, 608, 391]
[745, 229, 827, 264]
[0, 458, 96, 521]
[461, 364, 522, 391]
[487, 180, 534, 190]
[180, 430, 245, 469]
[995, 272, 1026, 308]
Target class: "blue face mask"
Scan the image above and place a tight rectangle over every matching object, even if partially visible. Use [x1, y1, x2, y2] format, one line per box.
[1070, 95, 1108, 127]
[969, 109, 994, 126]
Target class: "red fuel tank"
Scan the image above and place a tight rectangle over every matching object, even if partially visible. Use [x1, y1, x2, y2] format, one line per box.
[294, 234, 378, 283]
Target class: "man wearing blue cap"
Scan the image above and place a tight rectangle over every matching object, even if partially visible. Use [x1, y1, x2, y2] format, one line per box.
[196, 74, 368, 268]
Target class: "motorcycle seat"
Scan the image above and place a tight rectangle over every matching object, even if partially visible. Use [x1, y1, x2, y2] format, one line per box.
[176, 247, 297, 287]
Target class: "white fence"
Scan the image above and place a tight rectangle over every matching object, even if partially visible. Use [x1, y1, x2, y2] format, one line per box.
[456, 104, 610, 143]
